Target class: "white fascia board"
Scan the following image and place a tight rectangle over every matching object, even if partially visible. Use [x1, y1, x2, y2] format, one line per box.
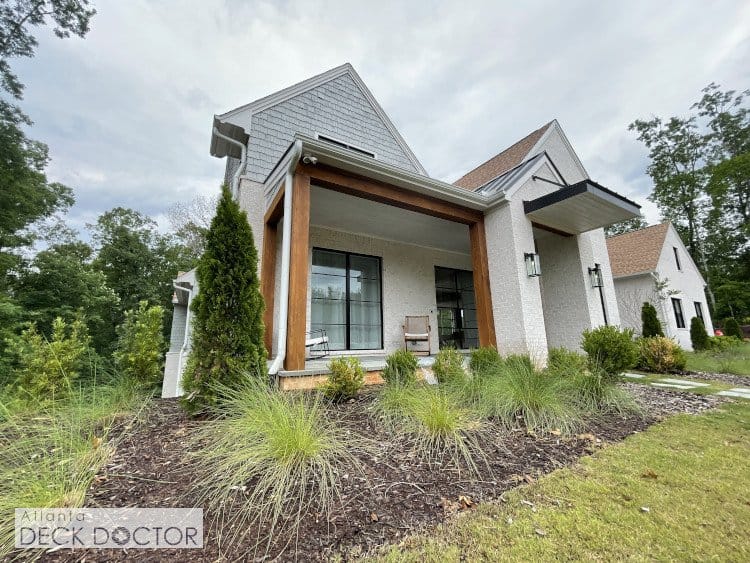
[500, 152, 567, 202]
[528, 119, 589, 181]
[612, 270, 656, 280]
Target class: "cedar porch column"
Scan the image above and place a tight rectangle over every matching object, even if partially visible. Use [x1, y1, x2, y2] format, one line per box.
[285, 172, 311, 371]
[470, 218, 497, 348]
[260, 220, 277, 355]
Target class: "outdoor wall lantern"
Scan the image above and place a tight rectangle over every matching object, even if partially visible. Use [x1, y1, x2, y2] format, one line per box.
[524, 252, 541, 277]
[588, 264, 604, 288]
[171, 292, 179, 305]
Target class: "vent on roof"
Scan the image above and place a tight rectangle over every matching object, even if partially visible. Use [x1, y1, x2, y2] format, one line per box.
[317, 134, 376, 158]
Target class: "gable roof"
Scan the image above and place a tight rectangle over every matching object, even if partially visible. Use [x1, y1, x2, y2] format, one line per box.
[606, 222, 670, 278]
[212, 63, 427, 175]
[453, 121, 554, 190]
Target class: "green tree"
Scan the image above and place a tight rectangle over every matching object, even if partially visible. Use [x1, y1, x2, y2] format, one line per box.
[114, 301, 165, 388]
[180, 186, 266, 414]
[605, 216, 648, 237]
[690, 316, 709, 351]
[641, 302, 664, 337]
[723, 317, 743, 340]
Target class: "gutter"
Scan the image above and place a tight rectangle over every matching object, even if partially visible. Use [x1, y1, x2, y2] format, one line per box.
[268, 140, 304, 377]
[212, 126, 247, 199]
[173, 283, 193, 392]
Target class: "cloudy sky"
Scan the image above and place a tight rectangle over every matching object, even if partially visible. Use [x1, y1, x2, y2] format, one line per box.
[12, 0, 750, 232]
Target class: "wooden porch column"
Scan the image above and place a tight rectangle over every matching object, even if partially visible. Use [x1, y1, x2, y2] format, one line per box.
[260, 220, 277, 355]
[469, 218, 497, 348]
[285, 172, 311, 371]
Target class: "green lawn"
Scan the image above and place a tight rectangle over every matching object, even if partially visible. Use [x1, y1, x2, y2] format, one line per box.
[686, 341, 750, 376]
[376, 402, 750, 562]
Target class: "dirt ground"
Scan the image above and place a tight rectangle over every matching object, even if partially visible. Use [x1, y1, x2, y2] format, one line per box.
[36, 385, 724, 562]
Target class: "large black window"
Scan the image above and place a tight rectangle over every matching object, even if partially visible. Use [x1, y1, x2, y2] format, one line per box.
[694, 301, 704, 323]
[434, 267, 477, 349]
[672, 297, 685, 329]
[673, 247, 682, 271]
[311, 248, 382, 350]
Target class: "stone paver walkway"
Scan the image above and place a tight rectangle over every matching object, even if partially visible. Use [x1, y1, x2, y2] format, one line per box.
[625, 373, 750, 401]
[717, 388, 750, 399]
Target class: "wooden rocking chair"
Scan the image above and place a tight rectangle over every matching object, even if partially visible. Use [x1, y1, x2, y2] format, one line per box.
[403, 316, 431, 356]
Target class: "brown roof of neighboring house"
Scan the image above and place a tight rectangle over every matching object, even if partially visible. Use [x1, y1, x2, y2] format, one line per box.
[606, 222, 670, 277]
[453, 121, 553, 190]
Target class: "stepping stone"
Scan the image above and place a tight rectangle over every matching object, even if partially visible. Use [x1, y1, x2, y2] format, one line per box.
[658, 378, 711, 387]
[623, 373, 646, 379]
[729, 387, 750, 394]
[717, 390, 750, 399]
[651, 382, 698, 390]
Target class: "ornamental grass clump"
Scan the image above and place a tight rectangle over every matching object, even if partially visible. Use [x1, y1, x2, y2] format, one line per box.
[189, 378, 361, 554]
[431, 348, 466, 384]
[381, 348, 419, 385]
[479, 358, 582, 435]
[565, 368, 641, 415]
[469, 346, 503, 375]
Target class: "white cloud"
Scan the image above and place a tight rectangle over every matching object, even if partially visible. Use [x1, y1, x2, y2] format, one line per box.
[9, 0, 750, 231]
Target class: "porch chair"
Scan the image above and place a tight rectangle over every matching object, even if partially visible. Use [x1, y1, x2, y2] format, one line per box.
[305, 329, 330, 359]
[403, 316, 431, 356]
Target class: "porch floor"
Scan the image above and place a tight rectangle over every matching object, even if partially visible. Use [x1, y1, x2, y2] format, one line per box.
[277, 354, 438, 378]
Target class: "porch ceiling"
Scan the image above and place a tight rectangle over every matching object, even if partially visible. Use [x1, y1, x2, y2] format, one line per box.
[310, 185, 471, 253]
[523, 180, 641, 235]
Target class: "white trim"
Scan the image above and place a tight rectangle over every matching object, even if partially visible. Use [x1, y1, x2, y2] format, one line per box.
[500, 154, 567, 201]
[527, 120, 589, 181]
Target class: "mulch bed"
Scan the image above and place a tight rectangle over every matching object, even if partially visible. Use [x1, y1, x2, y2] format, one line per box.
[36, 386, 727, 562]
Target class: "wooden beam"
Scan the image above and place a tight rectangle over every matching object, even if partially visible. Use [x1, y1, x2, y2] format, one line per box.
[297, 163, 483, 225]
[284, 172, 311, 371]
[260, 220, 277, 356]
[470, 219, 497, 349]
[264, 184, 285, 224]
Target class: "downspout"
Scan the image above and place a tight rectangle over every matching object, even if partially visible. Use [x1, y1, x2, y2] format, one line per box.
[268, 140, 304, 377]
[173, 283, 193, 393]
[212, 126, 247, 200]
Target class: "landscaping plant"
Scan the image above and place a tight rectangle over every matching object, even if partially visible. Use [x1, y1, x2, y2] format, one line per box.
[381, 348, 419, 385]
[724, 317, 743, 340]
[114, 300, 165, 388]
[641, 302, 664, 337]
[637, 336, 687, 373]
[566, 369, 640, 415]
[432, 348, 466, 383]
[189, 378, 361, 554]
[581, 325, 638, 379]
[322, 357, 364, 402]
[181, 185, 266, 414]
[690, 316, 710, 351]
[469, 346, 503, 375]
[546, 347, 587, 378]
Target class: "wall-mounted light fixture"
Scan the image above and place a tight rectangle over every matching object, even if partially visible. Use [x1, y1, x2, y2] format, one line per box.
[171, 292, 179, 305]
[525, 253, 541, 277]
[588, 264, 604, 288]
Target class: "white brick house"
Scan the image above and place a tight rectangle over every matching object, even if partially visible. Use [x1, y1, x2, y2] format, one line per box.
[606, 222, 714, 350]
[163, 63, 641, 395]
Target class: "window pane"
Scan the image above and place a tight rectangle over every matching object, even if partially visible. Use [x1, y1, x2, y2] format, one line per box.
[312, 249, 346, 276]
[457, 270, 474, 290]
[310, 273, 345, 300]
[350, 277, 381, 302]
[349, 301, 381, 325]
[460, 290, 476, 308]
[435, 267, 456, 288]
[350, 325, 382, 349]
[436, 288, 459, 308]
[462, 308, 478, 329]
[310, 323, 345, 350]
[311, 299, 345, 324]
[349, 255, 379, 280]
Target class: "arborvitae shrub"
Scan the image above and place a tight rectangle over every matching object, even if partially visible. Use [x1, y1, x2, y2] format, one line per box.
[381, 349, 419, 385]
[323, 357, 365, 402]
[723, 317, 743, 340]
[581, 325, 638, 379]
[181, 185, 266, 414]
[690, 316, 710, 351]
[114, 300, 165, 388]
[641, 302, 664, 337]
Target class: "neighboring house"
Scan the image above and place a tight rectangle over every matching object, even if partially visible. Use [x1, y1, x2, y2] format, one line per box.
[163, 63, 641, 396]
[606, 222, 714, 350]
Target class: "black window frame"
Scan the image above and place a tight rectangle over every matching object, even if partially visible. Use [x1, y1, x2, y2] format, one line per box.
[311, 247, 383, 351]
[673, 247, 682, 271]
[694, 301, 704, 323]
[434, 266, 478, 350]
[672, 297, 685, 329]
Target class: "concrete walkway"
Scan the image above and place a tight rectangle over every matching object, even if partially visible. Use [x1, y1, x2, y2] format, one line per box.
[624, 373, 750, 400]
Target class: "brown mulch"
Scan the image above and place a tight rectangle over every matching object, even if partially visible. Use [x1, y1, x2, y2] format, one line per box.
[36, 385, 726, 562]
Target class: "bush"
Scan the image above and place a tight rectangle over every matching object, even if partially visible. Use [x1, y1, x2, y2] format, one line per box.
[546, 347, 587, 378]
[505, 353, 534, 372]
[381, 349, 419, 385]
[181, 185, 267, 414]
[469, 346, 503, 375]
[581, 325, 638, 379]
[373, 383, 484, 474]
[690, 317, 710, 351]
[723, 317, 743, 339]
[479, 361, 581, 435]
[189, 379, 359, 552]
[432, 348, 465, 384]
[641, 302, 664, 337]
[708, 335, 741, 352]
[113, 301, 164, 387]
[565, 369, 640, 415]
[637, 336, 687, 373]
[10, 316, 90, 400]
[322, 357, 364, 402]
